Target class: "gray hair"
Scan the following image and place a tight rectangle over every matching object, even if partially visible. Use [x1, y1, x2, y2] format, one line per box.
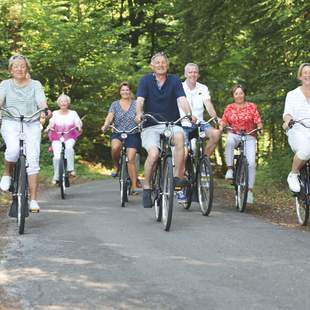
[57, 94, 71, 105]
[8, 54, 31, 71]
[184, 63, 199, 75]
[150, 52, 169, 65]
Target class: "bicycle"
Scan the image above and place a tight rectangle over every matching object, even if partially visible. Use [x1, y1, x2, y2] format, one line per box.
[143, 113, 189, 231]
[225, 127, 261, 212]
[48, 127, 79, 199]
[1, 106, 47, 234]
[287, 119, 310, 225]
[182, 117, 217, 215]
[107, 124, 141, 207]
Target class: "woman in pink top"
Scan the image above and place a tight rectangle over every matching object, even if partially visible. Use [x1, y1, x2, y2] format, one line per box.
[219, 84, 263, 204]
[47, 94, 82, 184]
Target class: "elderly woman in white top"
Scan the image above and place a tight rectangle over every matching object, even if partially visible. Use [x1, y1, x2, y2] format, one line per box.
[283, 63, 310, 192]
[0, 54, 49, 212]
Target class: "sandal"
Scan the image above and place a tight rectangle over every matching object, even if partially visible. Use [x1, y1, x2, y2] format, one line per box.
[131, 190, 139, 196]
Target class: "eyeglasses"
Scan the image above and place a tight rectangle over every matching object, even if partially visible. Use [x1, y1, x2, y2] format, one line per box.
[9, 54, 27, 62]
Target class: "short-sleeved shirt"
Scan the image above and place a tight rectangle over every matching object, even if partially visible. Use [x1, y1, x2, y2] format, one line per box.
[136, 73, 185, 127]
[180, 81, 211, 127]
[283, 87, 310, 127]
[109, 100, 138, 133]
[221, 102, 262, 135]
[48, 110, 82, 141]
[0, 79, 46, 120]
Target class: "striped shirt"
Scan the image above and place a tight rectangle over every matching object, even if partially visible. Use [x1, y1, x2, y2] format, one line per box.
[0, 79, 46, 120]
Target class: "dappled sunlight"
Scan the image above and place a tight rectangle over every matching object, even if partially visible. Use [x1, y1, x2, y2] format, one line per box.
[43, 257, 93, 265]
[167, 255, 225, 267]
[42, 209, 87, 215]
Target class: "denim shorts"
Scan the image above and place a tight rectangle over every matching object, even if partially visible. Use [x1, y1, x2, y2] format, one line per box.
[111, 132, 141, 152]
[182, 122, 211, 145]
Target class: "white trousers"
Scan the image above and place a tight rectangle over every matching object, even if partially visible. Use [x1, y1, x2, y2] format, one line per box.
[225, 133, 257, 188]
[287, 127, 310, 161]
[52, 139, 76, 180]
[1, 119, 41, 175]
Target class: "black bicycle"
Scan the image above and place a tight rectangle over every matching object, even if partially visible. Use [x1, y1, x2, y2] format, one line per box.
[226, 127, 261, 212]
[287, 119, 310, 225]
[1, 106, 46, 234]
[48, 127, 78, 199]
[108, 124, 141, 207]
[143, 113, 189, 231]
[182, 117, 217, 215]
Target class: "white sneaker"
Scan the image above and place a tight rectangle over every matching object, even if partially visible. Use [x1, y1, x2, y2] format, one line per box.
[29, 200, 40, 213]
[287, 172, 300, 192]
[0, 175, 12, 191]
[247, 191, 254, 204]
[225, 169, 233, 179]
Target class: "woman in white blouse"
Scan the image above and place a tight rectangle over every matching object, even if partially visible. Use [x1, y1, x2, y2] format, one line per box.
[283, 63, 310, 192]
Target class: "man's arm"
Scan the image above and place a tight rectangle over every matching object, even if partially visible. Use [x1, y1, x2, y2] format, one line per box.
[135, 96, 145, 123]
[204, 98, 218, 118]
[177, 96, 191, 114]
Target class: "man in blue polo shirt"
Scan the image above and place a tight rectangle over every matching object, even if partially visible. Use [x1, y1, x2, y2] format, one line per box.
[136, 52, 195, 208]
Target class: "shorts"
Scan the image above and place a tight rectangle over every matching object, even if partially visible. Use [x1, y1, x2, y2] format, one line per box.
[111, 132, 141, 152]
[141, 124, 184, 151]
[182, 122, 212, 145]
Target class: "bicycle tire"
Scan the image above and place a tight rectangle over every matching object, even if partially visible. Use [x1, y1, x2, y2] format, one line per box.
[296, 194, 309, 225]
[235, 157, 249, 212]
[197, 156, 214, 216]
[183, 155, 195, 210]
[59, 157, 66, 199]
[120, 153, 128, 207]
[161, 156, 174, 231]
[152, 162, 162, 222]
[17, 156, 28, 235]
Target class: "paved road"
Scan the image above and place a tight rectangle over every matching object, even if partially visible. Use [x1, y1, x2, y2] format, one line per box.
[1, 180, 310, 310]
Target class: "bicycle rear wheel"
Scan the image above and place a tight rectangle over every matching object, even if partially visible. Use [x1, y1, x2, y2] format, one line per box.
[120, 153, 128, 207]
[296, 195, 309, 225]
[59, 157, 66, 199]
[17, 156, 28, 235]
[161, 156, 174, 231]
[151, 162, 162, 222]
[183, 155, 195, 210]
[235, 157, 249, 212]
[197, 156, 213, 216]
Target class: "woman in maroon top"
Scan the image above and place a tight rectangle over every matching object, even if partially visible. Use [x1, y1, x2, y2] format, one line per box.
[219, 84, 263, 204]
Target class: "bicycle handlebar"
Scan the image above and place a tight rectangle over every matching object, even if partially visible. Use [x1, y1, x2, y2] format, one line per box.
[48, 126, 80, 135]
[142, 113, 190, 125]
[108, 124, 142, 134]
[288, 119, 310, 129]
[224, 126, 262, 136]
[0, 106, 47, 122]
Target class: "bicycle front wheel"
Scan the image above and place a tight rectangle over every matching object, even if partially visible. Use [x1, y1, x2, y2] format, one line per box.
[59, 157, 66, 199]
[183, 155, 195, 210]
[120, 154, 128, 207]
[197, 156, 213, 216]
[152, 162, 162, 222]
[296, 195, 309, 225]
[17, 156, 28, 235]
[235, 157, 249, 212]
[161, 156, 174, 231]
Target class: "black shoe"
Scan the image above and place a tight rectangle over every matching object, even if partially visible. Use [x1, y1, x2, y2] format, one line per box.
[174, 177, 188, 191]
[143, 189, 152, 208]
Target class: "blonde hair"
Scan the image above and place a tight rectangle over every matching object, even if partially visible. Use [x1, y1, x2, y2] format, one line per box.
[297, 63, 310, 79]
[57, 94, 71, 105]
[8, 54, 31, 71]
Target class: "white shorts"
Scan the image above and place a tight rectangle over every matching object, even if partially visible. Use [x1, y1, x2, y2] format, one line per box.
[141, 124, 184, 151]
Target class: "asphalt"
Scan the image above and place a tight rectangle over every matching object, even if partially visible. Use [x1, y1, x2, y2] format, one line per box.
[1, 180, 310, 310]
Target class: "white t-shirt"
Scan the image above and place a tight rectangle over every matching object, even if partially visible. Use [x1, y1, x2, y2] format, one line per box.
[284, 87, 310, 128]
[180, 81, 211, 127]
